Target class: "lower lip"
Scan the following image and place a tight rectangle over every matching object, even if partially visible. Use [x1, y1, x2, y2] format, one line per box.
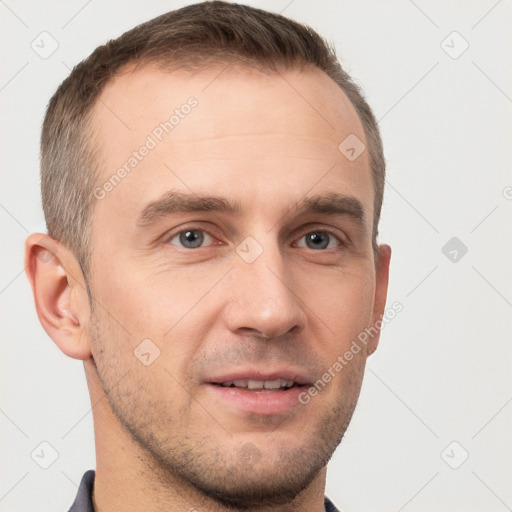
[206, 384, 307, 415]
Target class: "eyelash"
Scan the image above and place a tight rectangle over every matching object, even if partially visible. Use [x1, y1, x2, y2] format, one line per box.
[165, 226, 348, 250]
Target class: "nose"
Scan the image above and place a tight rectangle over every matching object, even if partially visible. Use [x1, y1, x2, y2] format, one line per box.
[222, 241, 307, 339]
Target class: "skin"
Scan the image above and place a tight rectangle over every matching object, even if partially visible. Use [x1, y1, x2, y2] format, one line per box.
[25, 64, 391, 512]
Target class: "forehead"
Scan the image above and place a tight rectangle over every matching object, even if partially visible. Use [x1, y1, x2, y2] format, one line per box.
[89, 64, 372, 224]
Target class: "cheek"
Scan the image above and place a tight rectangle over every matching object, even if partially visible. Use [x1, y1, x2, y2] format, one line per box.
[89, 261, 228, 377]
[300, 265, 376, 349]
[91, 258, 197, 330]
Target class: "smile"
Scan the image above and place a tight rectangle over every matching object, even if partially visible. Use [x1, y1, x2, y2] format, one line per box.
[205, 371, 312, 415]
[215, 378, 296, 391]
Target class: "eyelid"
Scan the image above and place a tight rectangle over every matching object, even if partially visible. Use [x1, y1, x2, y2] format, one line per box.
[159, 222, 350, 250]
[291, 225, 350, 248]
[162, 224, 221, 247]
[295, 232, 341, 249]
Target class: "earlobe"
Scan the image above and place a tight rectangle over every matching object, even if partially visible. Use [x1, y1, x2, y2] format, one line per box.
[24, 233, 92, 360]
[366, 244, 391, 356]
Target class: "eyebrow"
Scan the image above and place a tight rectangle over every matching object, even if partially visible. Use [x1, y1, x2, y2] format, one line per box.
[136, 191, 242, 227]
[293, 193, 365, 224]
[136, 191, 365, 228]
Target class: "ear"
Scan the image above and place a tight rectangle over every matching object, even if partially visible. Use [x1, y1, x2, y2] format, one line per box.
[366, 243, 391, 356]
[24, 233, 92, 360]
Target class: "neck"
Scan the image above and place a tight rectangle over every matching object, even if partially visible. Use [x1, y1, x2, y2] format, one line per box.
[84, 358, 328, 512]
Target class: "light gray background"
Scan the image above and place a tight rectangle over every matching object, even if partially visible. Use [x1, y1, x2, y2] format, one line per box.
[1, 1, 511, 511]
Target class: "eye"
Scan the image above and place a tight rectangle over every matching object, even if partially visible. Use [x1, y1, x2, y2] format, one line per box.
[168, 229, 215, 249]
[296, 231, 341, 250]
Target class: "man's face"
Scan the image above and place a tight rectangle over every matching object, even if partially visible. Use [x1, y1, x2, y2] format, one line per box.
[87, 64, 387, 506]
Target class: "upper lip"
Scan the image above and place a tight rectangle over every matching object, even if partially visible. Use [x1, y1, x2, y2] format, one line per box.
[206, 369, 312, 386]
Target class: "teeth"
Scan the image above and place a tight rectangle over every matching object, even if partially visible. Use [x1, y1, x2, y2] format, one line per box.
[248, 380, 264, 389]
[219, 379, 295, 389]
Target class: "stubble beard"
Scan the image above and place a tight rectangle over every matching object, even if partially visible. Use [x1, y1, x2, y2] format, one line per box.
[88, 309, 364, 509]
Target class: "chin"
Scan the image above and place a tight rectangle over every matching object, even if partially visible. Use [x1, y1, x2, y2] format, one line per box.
[181, 446, 327, 509]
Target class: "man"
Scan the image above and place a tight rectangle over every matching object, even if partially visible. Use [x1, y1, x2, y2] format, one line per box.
[25, 1, 390, 511]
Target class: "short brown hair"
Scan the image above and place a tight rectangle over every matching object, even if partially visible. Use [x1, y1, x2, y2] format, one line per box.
[41, 0, 385, 278]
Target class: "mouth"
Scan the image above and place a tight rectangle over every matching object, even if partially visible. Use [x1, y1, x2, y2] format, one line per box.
[205, 371, 312, 415]
[212, 378, 298, 392]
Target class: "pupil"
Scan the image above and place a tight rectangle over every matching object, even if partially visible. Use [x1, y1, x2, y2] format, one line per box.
[180, 230, 204, 248]
[306, 232, 328, 250]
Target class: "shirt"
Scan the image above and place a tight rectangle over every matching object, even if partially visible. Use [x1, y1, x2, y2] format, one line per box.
[68, 470, 340, 512]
